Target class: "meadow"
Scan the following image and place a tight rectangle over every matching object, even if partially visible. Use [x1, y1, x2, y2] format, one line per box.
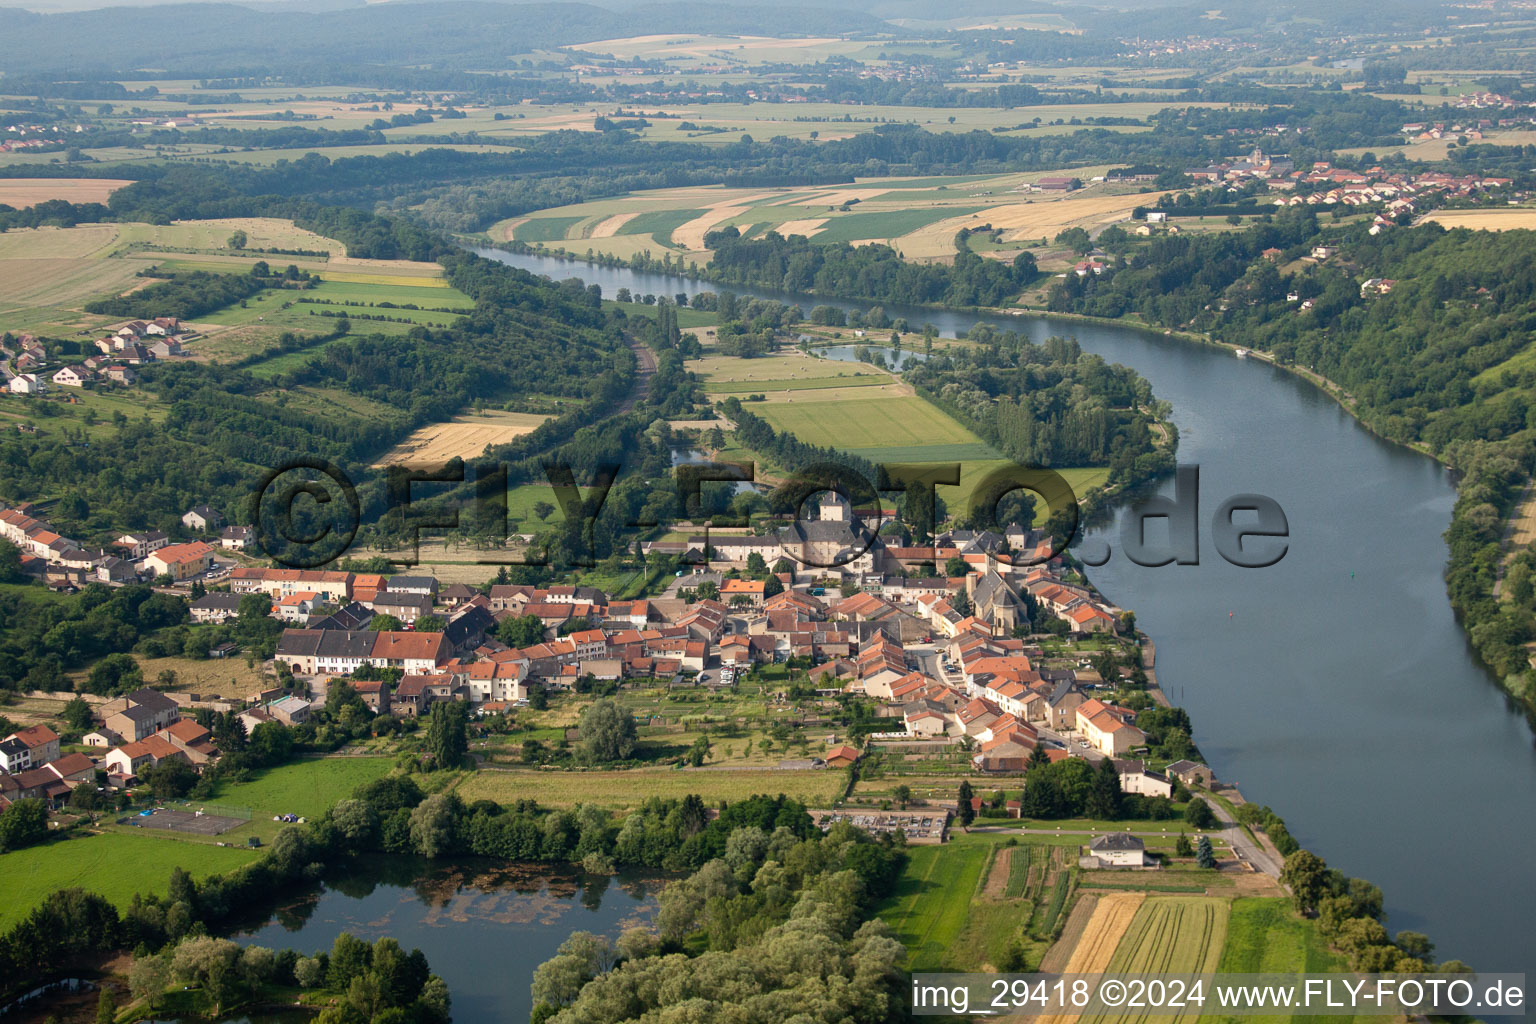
[0, 831, 258, 929]
[452, 765, 846, 809]
[211, 757, 395, 820]
[876, 839, 993, 971]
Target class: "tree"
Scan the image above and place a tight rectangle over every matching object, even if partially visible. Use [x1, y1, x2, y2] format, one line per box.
[497, 613, 545, 649]
[425, 700, 469, 769]
[1087, 756, 1122, 820]
[144, 756, 198, 799]
[577, 699, 637, 764]
[370, 613, 404, 631]
[1281, 849, 1329, 914]
[1176, 832, 1193, 856]
[687, 734, 711, 767]
[533, 501, 556, 521]
[762, 574, 784, 598]
[0, 798, 48, 852]
[956, 780, 975, 828]
[227, 229, 247, 250]
[61, 695, 94, 732]
[95, 985, 116, 1024]
[1183, 796, 1216, 829]
[129, 954, 171, 1010]
[1196, 835, 1216, 868]
[893, 784, 912, 809]
[944, 555, 969, 578]
[415, 614, 445, 632]
[0, 539, 25, 584]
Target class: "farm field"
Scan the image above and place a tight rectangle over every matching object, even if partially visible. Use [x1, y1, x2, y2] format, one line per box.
[373, 410, 551, 469]
[1424, 207, 1536, 231]
[114, 217, 346, 254]
[897, 190, 1168, 259]
[1047, 891, 1146, 974]
[752, 394, 983, 450]
[0, 177, 133, 207]
[453, 766, 846, 809]
[496, 172, 1155, 260]
[0, 831, 258, 929]
[1098, 896, 1229, 975]
[693, 351, 890, 393]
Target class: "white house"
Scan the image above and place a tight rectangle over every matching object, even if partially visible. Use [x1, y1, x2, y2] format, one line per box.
[8, 374, 44, 395]
[51, 366, 91, 387]
[1088, 833, 1150, 868]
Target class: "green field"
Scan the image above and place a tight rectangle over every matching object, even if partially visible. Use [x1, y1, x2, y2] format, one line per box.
[753, 395, 982, 450]
[626, 208, 707, 248]
[515, 216, 587, 242]
[0, 831, 258, 929]
[1197, 898, 1354, 1024]
[453, 766, 845, 809]
[876, 840, 992, 971]
[215, 757, 395, 819]
[812, 207, 984, 244]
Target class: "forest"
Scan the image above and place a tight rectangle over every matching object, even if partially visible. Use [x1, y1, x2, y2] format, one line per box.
[906, 330, 1173, 492]
[704, 227, 1036, 308]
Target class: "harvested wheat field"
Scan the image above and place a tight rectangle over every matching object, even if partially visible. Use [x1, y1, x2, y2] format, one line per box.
[1426, 208, 1536, 232]
[898, 191, 1167, 259]
[0, 178, 134, 208]
[672, 193, 778, 250]
[771, 218, 827, 238]
[374, 412, 550, 469]
[1057, 892, 1145, 973]
[590, 211, 642, 238]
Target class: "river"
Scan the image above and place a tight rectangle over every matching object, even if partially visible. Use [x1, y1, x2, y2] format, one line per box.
[483, 247, 1536, 979]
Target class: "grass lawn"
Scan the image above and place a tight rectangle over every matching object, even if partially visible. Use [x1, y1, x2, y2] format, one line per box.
[0, 831, 258, 929]
[876, 839, 992, 970]
[453, 766, 845, 810]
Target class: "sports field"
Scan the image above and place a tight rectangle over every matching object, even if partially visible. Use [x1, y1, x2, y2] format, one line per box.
[453, 766, 845, 809]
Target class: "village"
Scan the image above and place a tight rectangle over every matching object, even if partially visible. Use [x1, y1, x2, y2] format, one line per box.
[2, 316, 194, 397]
[0, 488, 1218, 867]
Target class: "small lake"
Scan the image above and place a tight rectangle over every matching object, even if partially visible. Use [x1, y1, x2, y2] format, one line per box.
[217, 857, 662, 1023]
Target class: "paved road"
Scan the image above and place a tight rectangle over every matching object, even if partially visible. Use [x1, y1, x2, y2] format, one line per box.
[1206, 793, 1284, 877]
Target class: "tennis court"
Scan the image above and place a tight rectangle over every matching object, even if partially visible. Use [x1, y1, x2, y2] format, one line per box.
[126, 805, 247, 836]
